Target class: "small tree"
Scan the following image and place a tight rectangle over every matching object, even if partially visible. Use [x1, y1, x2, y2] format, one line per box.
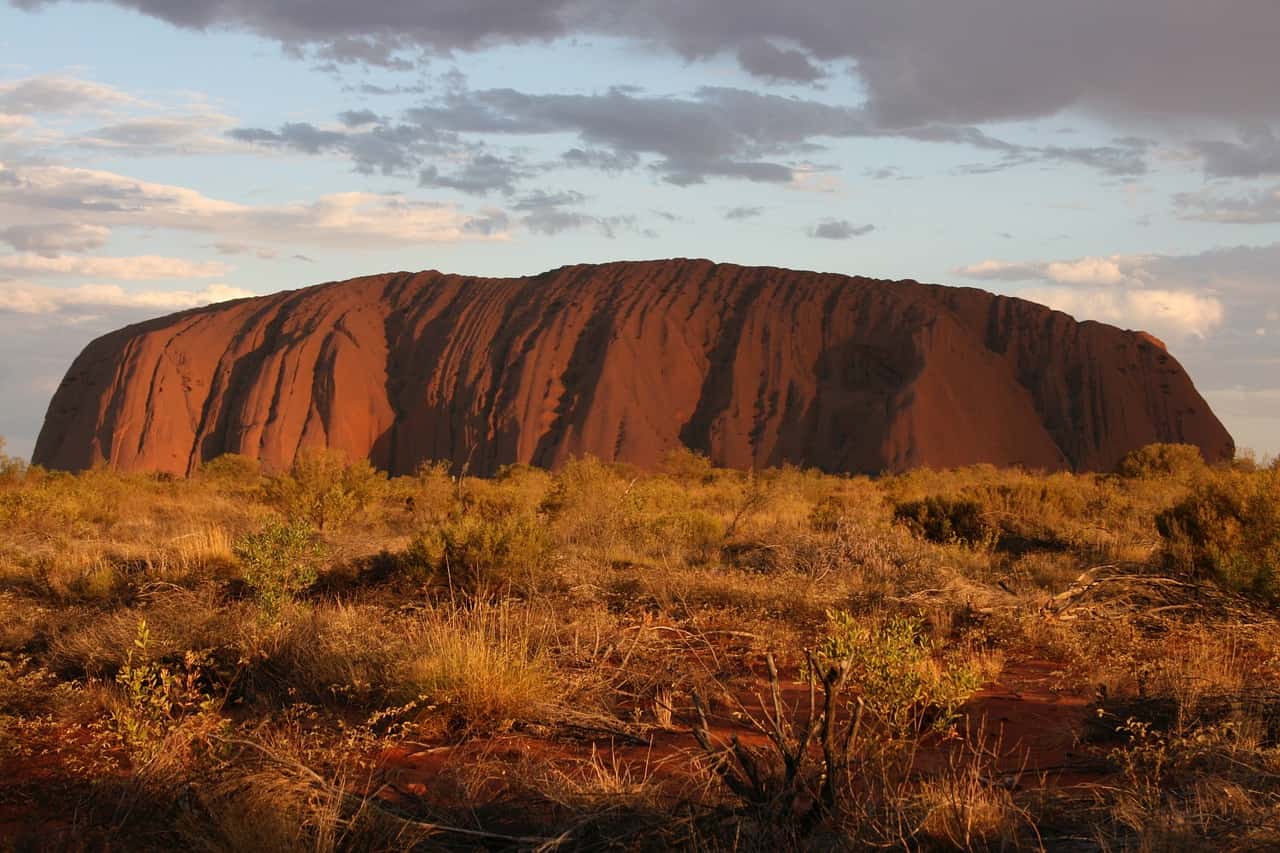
[1117, 443, 1205, 479]
[233, 518, 326, 616]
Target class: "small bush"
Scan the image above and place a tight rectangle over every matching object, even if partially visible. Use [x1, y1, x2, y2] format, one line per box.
[812, 612, 981, 737]
[1157, 469, 1280, 601]
[109, 619, 219, 765]
[1118, 443, 1206, 479]
[233, 519, 326, 616]
[197, 454, 262, 490]
[266, 448, 386, 531]
[0, 436, 26, 485]
[893, 496, 997, 550]
[409, 511, 553, 593]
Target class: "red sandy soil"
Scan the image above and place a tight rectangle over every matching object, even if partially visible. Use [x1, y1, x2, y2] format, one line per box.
[0, 661, 1105, 846]
[34, 259, 1232, 477]
[373, 659, 1107, 812]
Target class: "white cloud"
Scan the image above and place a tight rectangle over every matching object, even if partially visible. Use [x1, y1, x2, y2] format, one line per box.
[0, 252, 227, 280]
[1020, 286, 1225, 340]
[0, 161, 508, 247]
[0, 75, 141, 116]
[956, 254, 1155, 287]
[0, 280, 254, 315]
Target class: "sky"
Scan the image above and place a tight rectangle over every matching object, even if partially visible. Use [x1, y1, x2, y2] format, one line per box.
[0, 1, 1276, 462]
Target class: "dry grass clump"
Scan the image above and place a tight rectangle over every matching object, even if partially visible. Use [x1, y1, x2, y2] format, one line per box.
[401, 600, 556, 733]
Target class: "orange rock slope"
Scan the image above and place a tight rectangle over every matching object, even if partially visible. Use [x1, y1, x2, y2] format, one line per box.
[33, 260, 1234, 476]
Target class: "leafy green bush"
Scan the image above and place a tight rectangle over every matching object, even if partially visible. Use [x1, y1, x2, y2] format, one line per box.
[409, 511, 553, 593]
[1157, 469, 1280, 601]
[812, 612, 981, 737]
[0, 437, 26, 485]
[893, 496, 997, 549]
[1118, 443, 1206, 479]
[197, 454, 262, 490]
[110, 619, 219, 764]
[232, 518, 326, 616]
[542, 456, 646, 557]
[266, 448, 386, 531]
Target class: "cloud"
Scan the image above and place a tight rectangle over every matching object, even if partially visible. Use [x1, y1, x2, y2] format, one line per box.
[16, 1, 1280, 128]
[955, 243, 1280, 340]
[810, 219, 874, 239]
[76, 112, 238, 155]
[1193, 127, 1280, 178]
[0, 74, 139, 115]
[1019, 286, 1225, 340]
[1175, 184, 1280, 224]
[419, 152, 532, 195]
[0, 223, 110, 255]
[0, 161, 507, 247]
[229, 82, 1154, 192]
[512, 189, 635, 237]
[735, 39, 824, 83]
[0, 280, 253, 315]
[211, 241, 278, 259]
[228, 120, 456, 176]
[0, 253, 227, 280]
[957, 255, 1154, 287]
[0, 114, 34, 137]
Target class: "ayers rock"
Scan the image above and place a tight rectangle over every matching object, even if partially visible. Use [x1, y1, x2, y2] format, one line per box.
[34, 259, 1233, 476]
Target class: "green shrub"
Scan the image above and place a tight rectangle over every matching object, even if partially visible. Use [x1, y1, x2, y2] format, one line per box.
[542, 456, 646, 557]
[232, 518, 326, 616]
[651, 509, 725, 565]
[266, 448, 386, 531]
[1118, 443, 1206, 479]
[893, 496, 997, 549]
[1157, 469, 1280, 601]
[110, 619, 218, 764]
[197, 454, 262, 490]
[0, 437, 26, 485]
[409, 511, 553, 593]
[812, 612, 981, 737]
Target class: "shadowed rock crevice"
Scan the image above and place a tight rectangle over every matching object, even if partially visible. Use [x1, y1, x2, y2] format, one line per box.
[33, 260, 1235, 476]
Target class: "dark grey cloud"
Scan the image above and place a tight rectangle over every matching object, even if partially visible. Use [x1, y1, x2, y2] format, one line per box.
[338, 109, 380, 127]
[461, 210, 510, 236]
[407, 85, 875, 185]
[1194, 127, 1280, 178]
[735, 39, 824, 83]
[512, 189, 635, 237]
[419, 153, 531, 195]
[512, 189, 586, 210]
[228, 120, 455, 175]
[1175, 185, 1280, 224]
[0, 223, 110, 255]
[312, 36, 415, 70]
[957, 137, 1151, 177]
[14, 0, 1280, 128]
[561, 147, 641, 172]
[810, 219, 874, 240]
[724, 205, 763, 220]
[233, 82, 1152, 194]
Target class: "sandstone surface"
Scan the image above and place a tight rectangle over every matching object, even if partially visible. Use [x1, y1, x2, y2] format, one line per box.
[33, 260, 1235, 475]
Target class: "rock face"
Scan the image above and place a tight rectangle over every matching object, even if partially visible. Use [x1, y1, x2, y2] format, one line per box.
[33, 259, 1234, 476]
